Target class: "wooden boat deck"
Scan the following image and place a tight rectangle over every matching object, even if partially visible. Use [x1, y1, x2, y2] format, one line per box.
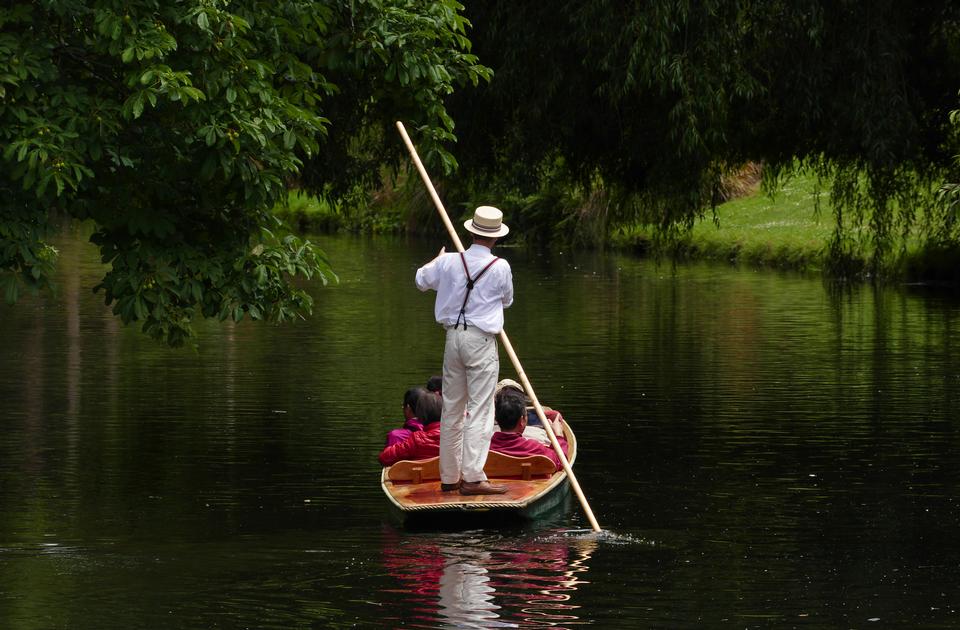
[381, 420, 577, 517]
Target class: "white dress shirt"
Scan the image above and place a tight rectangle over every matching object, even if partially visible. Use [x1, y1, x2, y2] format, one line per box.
[415, 244, 514, 334]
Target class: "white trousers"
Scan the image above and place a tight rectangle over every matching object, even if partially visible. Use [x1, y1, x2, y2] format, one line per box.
[439, 326, 499, 484]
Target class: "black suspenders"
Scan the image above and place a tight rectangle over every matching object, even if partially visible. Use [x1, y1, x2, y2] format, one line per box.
[454, 252, 500, 330]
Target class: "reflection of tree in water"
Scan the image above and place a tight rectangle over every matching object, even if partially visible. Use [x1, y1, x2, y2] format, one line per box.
[380, 527, 596, 628]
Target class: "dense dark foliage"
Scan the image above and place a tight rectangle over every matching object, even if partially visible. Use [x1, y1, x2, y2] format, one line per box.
[449, 1, 960, 265]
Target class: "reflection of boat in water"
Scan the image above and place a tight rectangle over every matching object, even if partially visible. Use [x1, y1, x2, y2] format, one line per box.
[381, 419, 577, 524]
[379, 526, 597, 628]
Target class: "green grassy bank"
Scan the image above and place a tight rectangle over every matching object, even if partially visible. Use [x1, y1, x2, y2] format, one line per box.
[614, 173, 836, 271]
[274, 187, 423, 234]
[614, 174, 960, 284]
[276, 174, 960, 284]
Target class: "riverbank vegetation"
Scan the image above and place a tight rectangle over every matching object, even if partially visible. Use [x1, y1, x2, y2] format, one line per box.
[4, 1, 960, 345]
[444, 1, 960, 280]
[615, 171, 836, 270]
[617, 171, 960, 284]
[277, 166, 960, 284]
[280, 0, 960, 284]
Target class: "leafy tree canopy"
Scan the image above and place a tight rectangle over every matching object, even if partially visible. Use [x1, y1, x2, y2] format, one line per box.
[0, 0, 487, 346]
[450, 1, 960, 266]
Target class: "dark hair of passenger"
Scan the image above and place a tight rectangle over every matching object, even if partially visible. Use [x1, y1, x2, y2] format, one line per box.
[415, 391, 442, 425]
[426, 375, 442, 393]
[404, 387, 426, 411]
[495, 391, 526, 431]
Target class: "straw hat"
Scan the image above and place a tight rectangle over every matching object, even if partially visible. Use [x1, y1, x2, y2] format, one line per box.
[464, 205, 509, 238]
[495, 378, 524, 396]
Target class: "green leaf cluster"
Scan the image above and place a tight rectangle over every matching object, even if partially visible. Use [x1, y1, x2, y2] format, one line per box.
[91, 224, 333, 347]
[0, 1, 487, 345]
[0, 205, 57, 305]
[297, 0, 490, 196]
[933, 96, 960, 247]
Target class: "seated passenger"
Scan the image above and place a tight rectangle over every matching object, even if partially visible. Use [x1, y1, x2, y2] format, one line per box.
[490, 391, 569, 471]
[379, 391, 443, 466]
[385, 387, 428, 447]
[494, 379, 566, 447]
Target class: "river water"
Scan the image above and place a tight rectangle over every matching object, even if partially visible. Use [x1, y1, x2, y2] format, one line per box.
[2, 229, 960, 628]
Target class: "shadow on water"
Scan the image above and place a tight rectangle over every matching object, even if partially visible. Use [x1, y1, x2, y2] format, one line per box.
[391, 489, 577, 534]
[397, 509, 563, 534]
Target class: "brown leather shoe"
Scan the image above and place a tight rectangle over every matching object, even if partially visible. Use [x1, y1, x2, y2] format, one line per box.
[440, 481, 461, 492]
[459, 480, 507, 496]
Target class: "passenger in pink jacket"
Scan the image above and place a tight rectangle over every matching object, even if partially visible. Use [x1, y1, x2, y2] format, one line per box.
[384, 377, 443, 447]
[489, 391, 568, 471]
[384, 387, 427, 447]
[379, 391, 443, 466]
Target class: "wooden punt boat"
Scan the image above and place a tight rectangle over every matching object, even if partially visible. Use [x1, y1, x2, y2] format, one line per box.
[381, 419, 577, 523]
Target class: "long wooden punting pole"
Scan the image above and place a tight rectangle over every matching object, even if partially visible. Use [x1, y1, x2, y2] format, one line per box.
[396, 121, 602, 532]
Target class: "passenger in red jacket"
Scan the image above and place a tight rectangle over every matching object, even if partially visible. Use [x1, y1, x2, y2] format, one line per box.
[379, 391, 443, 466]
[489, 391, 568, 471]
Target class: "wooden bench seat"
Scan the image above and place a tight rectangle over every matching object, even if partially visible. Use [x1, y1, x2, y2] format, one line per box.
[387, 451, 556, 484]
[387, 457, 441, 484]
[483, 451, 555, 479]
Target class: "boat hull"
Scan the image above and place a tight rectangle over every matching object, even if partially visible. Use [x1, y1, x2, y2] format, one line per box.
[381, 420, 577, 525]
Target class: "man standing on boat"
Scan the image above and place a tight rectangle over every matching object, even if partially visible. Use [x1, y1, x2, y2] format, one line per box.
[415, 206, 513, 496]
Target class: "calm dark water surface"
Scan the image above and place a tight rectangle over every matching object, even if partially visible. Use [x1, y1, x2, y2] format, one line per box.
[2, 230, 960, 628]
